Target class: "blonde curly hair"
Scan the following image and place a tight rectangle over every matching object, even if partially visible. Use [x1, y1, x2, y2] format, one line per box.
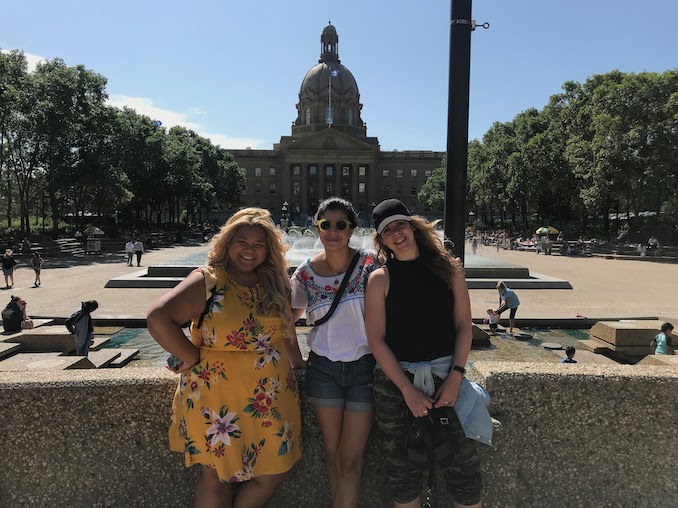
[373, 216, 463, 290]
[208, 208, 293, 336]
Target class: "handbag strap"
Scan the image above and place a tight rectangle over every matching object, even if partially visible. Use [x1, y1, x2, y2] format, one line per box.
[311, 249, 361, 327]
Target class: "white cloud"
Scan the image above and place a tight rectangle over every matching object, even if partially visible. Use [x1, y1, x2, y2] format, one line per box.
[106, 94, 265, 149]
[1, 49, 46, 72]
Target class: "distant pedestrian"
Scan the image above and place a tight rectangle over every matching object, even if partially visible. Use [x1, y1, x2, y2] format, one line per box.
[2, 295, 34, 332]
[495, 280, 520, 334]
[133, 239, 144, 267]
[125, 239, 134, 266]
[29, 252, 44, 287]
[561, 346, 577, 363]
[650, 322, 674, 355]
[65, 300, 99, 356]
[2, 249, 17, 289]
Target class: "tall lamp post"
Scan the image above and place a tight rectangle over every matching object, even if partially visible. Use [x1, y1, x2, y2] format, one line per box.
[370, 202, 377, 228]
[444, 0, 487, 265]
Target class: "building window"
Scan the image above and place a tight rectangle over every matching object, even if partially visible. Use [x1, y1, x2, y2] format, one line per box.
[382, 185, 389, 194]
[396, 184, 402, 195]
[382, 169, 389, 177]
[304, 107, 311, 124]
[326, 183, 334, 195]
[309, 183, 316, 195]
[293, 165, 301, 176]
[269, 183, 276, 194]
[359, 183, 366, 194]
[359, 166, 366, 176]
[293, 182, 301, 195]
[411, 185, 417, 196]
[342, 183, 350, 196]
[342, 166, 350, 176]
[348, 108, 355, 125]
[254, 167, 261, 177]
[294, 202, 301, 213]
[425, 170, 432, 177]
[411, 169, 418, 177]
[255, 183, 262, 193]
[326, 165, 333, 176]
[269, 167, 276, 176]
[397, 169, 403, 178]
[309, 165, 317, 175]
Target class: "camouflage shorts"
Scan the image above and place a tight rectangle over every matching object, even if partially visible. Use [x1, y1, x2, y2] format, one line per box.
[373, 369, 482, 505]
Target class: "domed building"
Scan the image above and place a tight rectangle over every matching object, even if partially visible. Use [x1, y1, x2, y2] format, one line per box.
[230, 23, 444, 224]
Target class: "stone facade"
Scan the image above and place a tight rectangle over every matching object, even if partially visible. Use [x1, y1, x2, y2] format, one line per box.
[230, 23, 444, 225]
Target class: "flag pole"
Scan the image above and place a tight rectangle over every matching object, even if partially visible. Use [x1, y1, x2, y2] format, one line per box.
[328, 67, 332, 126]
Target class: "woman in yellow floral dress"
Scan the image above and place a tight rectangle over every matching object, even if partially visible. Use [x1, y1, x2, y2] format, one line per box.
[148, 208, 304, 507]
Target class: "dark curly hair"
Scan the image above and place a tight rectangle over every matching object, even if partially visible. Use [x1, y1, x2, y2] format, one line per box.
[315, 197, 358, 228]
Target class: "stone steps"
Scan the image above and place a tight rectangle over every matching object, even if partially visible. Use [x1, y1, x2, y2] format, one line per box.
[0, 353, 96, 371]
[109, 348, 140, 367]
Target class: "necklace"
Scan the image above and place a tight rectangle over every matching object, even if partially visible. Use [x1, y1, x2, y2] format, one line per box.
[324, 250, 352, 285]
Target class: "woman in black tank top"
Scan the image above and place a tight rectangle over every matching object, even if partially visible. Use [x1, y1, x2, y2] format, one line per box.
[364, 199, 483, 507]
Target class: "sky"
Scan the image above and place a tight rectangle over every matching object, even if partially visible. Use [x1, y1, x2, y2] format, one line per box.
[2, 1, 677, 151]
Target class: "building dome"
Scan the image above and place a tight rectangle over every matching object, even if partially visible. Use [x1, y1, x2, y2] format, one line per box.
[292, 23, 366, 139]
[299, 62, 359, 100]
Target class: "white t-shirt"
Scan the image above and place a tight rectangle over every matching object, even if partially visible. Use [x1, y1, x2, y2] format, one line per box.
[290, 250, 380, 362]
[125, 242, 134, 253]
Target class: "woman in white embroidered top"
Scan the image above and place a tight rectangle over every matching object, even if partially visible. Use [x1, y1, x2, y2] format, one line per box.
[290, 197, 380, 507]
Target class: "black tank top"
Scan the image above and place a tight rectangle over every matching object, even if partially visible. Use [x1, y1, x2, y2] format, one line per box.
[384, 257, 456, 361]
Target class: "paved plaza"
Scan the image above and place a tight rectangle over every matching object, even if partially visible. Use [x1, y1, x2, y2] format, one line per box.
[2, 244, 676, 323]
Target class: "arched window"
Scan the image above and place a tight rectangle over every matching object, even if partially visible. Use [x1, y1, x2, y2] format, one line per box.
[348, 108, 355, 125]
[325, 105, 334, 124]
[304, 107, 311, 124]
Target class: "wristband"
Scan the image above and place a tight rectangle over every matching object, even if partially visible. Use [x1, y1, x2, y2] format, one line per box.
[451, 365, 466, 376]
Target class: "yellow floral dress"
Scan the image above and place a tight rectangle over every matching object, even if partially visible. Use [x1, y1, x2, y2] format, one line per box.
[169, 266, 302, 482]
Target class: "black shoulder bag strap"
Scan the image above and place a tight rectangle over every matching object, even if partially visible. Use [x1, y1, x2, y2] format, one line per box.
[311, 249, 361, 327]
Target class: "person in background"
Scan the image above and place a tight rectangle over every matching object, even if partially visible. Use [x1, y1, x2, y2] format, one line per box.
[561, 346, 577, 363]
[290, 197, 380, 508]
[133, 238, 144, 267]
[365, 199, 487, 508]
[29, 252, 44, 287]
[650, 322, 674, 355]
[495, 281, 520, 334]
[485, 308, 498, 336]
[147, 208, 302, 508]
[2, 249, 17, 289]
[2, 295, 33, 332]
[65, 300, 99, 356]
[125, 239, 134, 266]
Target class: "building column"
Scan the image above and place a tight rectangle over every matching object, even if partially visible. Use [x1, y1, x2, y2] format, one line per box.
[301, 164, 308, 215]
[351, 164, 359, 206]
[318, 166, 324, 202]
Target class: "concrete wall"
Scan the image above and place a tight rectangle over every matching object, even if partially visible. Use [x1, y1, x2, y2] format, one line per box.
[0, 363, 676, 508]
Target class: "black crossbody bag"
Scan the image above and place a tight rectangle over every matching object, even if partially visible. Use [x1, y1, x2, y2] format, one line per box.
[311, 249, 361, 327]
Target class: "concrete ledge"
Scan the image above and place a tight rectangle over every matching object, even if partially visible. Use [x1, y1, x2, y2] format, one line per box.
[1, 364, 677, 507]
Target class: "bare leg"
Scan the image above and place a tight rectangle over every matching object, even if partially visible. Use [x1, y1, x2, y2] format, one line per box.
[313, 405, 345, 500]
[234, 472, 289, 508]
[333, 410, 373, 507]
[194, 465, 233, 508]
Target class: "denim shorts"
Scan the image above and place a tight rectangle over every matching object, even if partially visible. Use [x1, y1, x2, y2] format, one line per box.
[305, 351, 376, 412]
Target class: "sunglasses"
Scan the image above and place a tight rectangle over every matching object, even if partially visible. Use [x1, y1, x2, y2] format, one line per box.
[316, 219, 352, 231]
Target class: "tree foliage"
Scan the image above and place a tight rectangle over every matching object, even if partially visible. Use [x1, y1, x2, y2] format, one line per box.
[0, 51, 245, 235]
[420, 69, 678, 242]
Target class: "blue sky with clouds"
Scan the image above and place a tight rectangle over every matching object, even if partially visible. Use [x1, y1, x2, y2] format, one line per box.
[2, 1, 676, 151]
